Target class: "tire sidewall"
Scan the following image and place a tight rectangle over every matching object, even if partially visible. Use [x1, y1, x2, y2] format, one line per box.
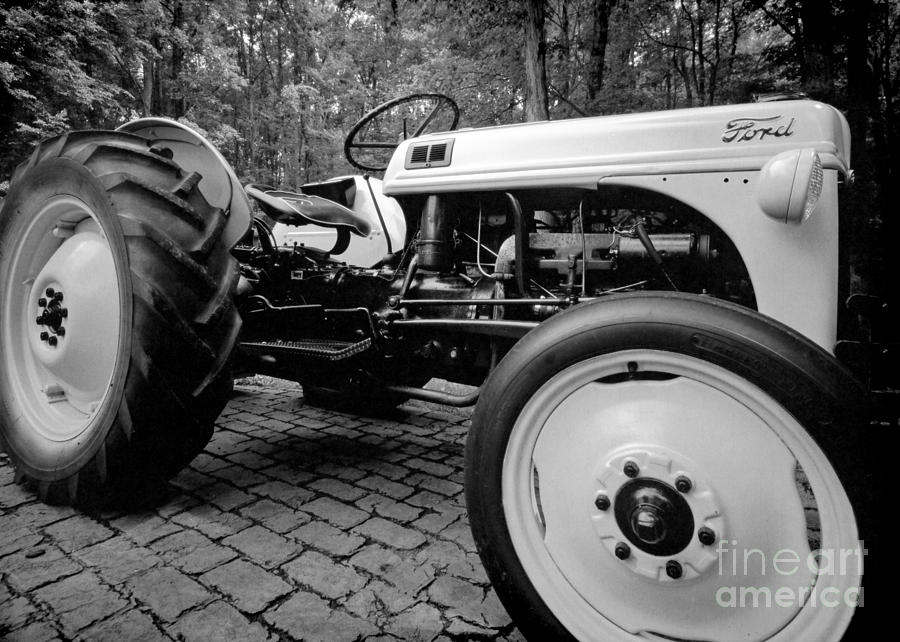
[465, 292, 869, 641]
[0, 158, 133, 479]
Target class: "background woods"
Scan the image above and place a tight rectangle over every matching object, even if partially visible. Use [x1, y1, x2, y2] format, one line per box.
[1, 0, 898, 298]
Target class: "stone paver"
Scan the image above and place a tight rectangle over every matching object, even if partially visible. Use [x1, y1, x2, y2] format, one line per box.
[282, 550, 366, 599]
[168, 600, 272, 641]
[221, 524, 296, 569]
[0, 381, 518, 640]
[199, 559, 292, 614]
[125, 567, 213, 621]
[32, 572, 128, 635]
[264, 590, 378, 642]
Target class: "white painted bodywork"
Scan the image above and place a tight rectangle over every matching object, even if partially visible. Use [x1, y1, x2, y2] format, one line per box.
[271, 176, 406, 268]
[383, 100, 852, 350]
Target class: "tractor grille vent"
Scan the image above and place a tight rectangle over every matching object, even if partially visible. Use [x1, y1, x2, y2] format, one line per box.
[428, 143, 447, 162]
[410, 145, 428, 164]
[405, 138, 454, 169]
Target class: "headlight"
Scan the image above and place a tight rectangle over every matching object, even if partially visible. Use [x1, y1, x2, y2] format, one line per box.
[757, 148, 823, 224]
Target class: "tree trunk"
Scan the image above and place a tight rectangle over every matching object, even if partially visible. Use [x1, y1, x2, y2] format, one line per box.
[558, 1, 571, 100]
[141, 58, 154, 117]
[799, 0, 834, 101]
[524, 0, 550, 121]
[169, 0, 185, 117]
[587, 0, 616, 104]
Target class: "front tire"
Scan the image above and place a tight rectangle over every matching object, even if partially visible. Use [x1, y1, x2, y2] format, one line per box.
[466, 292, 870, 641]
[0, 131, 241, 504]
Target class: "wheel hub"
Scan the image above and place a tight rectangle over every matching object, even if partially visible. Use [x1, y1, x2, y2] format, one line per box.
[591, 447, 725, 581]
[35, 288, 68, 345]
[615, 478, 694, 555]
[15, 208, 122, 422]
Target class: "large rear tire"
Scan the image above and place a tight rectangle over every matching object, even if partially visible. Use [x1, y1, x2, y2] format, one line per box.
[0, 131, 241, 504]
[466, 292, 872, 641]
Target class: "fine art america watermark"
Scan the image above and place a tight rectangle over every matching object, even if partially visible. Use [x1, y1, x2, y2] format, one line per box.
[714, 540, 866, 609]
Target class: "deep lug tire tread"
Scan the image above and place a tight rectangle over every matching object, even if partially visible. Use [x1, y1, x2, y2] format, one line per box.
[0, 130, 240, 505]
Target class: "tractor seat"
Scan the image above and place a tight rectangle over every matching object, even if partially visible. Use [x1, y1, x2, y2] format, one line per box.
[244, 184, 371, 238]
[300, 176, 358, 209]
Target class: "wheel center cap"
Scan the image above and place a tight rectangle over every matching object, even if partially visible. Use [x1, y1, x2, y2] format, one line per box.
[614, 478, 694, 556]
[631, 506, 667, 544]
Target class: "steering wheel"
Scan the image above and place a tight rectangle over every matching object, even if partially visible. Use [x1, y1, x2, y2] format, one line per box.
[344, 93, 460, 172]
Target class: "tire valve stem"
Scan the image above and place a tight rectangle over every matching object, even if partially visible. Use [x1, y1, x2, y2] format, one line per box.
[666, 560, 683, 579]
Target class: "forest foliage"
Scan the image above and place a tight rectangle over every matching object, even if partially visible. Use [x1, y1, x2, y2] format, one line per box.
[1, 0, 899, 295]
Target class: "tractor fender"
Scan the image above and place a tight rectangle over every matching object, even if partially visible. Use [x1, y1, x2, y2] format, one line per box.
[117, 118, 252, 249]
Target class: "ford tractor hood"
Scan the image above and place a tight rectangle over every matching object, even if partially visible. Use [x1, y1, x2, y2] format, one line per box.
[382, 100, 850, 195]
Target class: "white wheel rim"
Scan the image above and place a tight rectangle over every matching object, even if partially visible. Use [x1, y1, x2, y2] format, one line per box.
[503, 350, 861, 642]
[1, 196, 121, 445]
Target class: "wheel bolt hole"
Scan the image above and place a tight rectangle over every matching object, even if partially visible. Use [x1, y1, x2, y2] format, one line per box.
[675, 475, 692, 493]
[666, 560, 683, 579]
[615, 542, 631, 560]
[623, 461, 640, 478]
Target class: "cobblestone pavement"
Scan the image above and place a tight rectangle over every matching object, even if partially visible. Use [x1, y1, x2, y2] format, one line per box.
[1, 381, 524, 641]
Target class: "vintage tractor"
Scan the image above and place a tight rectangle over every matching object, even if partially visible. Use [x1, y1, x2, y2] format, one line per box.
[0, 94, 881, 640]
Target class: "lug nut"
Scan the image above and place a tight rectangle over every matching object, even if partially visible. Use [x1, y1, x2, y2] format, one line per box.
[53, 292, 63, 302]
[615, 542, 631, 560]
[36, 315, 45, 325]
[38, 297, 47, 307]
[675, 476, 693, 493]
[666, 560, 683, 579]
[57, 327, 65, 337]
[698, 527, 716, 546]
[623, 461, 640, 478]
[45, 287, 55, 298]
[594, 494, 610, 511]
[60, 308, 68, 318]
[48, 336, 58, 347]
[40, 331, 49, 341]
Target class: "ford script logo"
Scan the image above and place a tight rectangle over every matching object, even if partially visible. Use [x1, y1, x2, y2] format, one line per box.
[722, 116, 795, 143]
